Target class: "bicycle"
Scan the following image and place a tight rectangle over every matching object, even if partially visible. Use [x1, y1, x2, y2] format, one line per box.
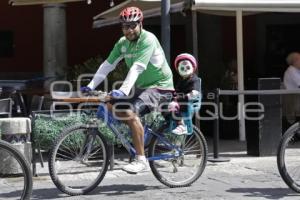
[0, 139, 33, 200]
[277, 122, 300, 192]
[48, 91, 208, 196]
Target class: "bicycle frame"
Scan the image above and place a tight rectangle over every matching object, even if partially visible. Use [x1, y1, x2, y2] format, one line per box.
[96, 104, 183, 161]
[48, 94, 207, 195]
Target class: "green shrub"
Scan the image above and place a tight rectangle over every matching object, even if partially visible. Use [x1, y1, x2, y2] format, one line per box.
[32, 111, 167, 151]
[32, 112, 115, 149]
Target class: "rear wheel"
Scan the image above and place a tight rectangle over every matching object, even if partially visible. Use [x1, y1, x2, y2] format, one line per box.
[148, 126, 207, 187]
[48, 124, 109, 195]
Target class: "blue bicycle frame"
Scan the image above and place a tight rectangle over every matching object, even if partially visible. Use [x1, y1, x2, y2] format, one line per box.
[96, 103, 183, 161]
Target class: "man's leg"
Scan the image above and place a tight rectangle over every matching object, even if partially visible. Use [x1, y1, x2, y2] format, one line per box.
[106, 102, 148, 173]
[125, 112, 145, 156]
[106, 103, 144, 155]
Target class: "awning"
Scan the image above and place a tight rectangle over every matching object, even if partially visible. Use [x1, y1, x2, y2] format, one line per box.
[93, 0, 184, 28]
[93, 0, 286, 28]
[193, 0, 300, 12]
[9, 0, 85, 6]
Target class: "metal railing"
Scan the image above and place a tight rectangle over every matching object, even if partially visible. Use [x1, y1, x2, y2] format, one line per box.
[210, 88, 300, 161]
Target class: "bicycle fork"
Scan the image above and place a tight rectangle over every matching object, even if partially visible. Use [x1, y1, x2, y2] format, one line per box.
[78, 128, 98, 162]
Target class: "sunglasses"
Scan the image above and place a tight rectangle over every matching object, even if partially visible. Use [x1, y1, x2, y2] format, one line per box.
[121, 22, 139, 30]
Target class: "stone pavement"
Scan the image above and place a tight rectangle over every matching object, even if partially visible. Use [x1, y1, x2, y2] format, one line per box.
[3, 137, 300, 200]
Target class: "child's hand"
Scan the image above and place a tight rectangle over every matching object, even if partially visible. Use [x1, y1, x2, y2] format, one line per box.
[168, 101, 179, 112]
[187, 90, 200, 100]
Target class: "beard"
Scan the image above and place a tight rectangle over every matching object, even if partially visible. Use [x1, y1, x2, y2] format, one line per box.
[125, 32, 139, 41]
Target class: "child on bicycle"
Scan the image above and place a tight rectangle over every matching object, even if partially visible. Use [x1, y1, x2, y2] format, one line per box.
[167, 53, 201, 135]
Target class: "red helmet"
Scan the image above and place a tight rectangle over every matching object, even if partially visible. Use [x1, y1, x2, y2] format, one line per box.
[119, 7, 143, 23]
[174, 53, 198, 72]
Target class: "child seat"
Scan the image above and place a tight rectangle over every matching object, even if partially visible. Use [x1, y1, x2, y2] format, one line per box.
[169, 79, 202, 135]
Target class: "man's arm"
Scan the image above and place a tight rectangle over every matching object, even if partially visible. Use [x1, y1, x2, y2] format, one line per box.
[288, 67, 300, 88]
[87, 59, 121, 90]
[118, 35, 155, 95]
[119, 63, 146, 95]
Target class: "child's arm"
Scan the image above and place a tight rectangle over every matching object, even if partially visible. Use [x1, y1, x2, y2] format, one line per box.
[174, 76, 202, 101]
[187, 77, 201, 100]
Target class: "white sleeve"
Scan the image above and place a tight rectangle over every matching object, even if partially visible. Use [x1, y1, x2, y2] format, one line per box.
[87, 60, 118, 90]
[119, 63, 146, 95]
[289, 70, 300, 87]
[284, 66, 300, 89]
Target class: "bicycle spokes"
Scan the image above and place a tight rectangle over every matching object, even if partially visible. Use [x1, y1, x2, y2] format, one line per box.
[49, 125, 109, 195]
[148, 127, 207, 187]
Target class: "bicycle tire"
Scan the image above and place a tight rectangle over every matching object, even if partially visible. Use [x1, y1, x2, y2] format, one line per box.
[48, 124, 109, 196]
[277, 122, 300, 193]
[148, 125, 208, 187]
[0, 140, 33, 200]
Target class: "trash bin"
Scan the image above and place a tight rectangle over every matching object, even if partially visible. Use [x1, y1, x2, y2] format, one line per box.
[0, 142, 31, 174]
[246, 78, 282, 156]
[0, 117, 32, 174]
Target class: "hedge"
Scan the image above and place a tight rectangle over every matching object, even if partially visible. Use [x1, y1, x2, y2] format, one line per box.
[32, 111, 166, 151]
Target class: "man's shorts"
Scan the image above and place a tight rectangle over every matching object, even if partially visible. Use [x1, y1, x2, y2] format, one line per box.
[110, 88, 174, 117]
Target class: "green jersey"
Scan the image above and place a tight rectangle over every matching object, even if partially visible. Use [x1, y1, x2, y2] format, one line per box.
[107, 29, 174, 90]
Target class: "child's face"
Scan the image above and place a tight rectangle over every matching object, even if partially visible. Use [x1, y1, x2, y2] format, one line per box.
[177, 60, 194, 78]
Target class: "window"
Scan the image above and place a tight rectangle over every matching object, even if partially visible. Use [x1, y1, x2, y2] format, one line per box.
[265, 24, 300, 77]
[0, 31, 14, 58]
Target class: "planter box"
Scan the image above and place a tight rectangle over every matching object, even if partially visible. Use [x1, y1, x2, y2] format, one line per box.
[31, 110, 166, 151]
[31, 110, 120, 151]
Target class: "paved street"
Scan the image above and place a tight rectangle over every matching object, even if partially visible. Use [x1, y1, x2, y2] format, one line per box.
[2, 138, 300, 200]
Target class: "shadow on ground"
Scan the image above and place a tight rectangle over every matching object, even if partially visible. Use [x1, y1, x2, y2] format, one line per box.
[25, 184, 164, 199]
[227, 187, 300, 199]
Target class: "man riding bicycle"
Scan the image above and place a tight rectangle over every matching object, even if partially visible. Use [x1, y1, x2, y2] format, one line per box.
[81, 6, 174, 173]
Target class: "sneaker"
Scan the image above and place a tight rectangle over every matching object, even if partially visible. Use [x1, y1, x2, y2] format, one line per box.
[122, 159, 150, 174]
[172, 125, 188, 135]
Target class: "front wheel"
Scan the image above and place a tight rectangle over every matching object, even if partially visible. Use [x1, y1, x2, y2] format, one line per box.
[277, 122, 300, 193]
[0, 140, 33, 200]
[148, 125, 208, 187]
[48, 124, 109, 196]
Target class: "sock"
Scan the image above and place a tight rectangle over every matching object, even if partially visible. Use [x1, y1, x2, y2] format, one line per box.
[137, 155, 147, 162]
[178, 120, 185, 126]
